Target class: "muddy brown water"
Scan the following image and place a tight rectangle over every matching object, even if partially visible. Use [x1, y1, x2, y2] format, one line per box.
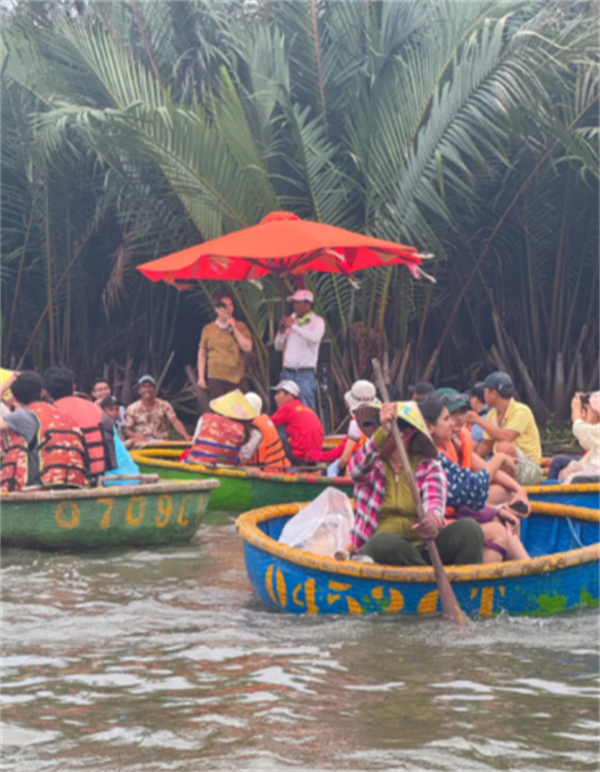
[2, 512, 598, 771]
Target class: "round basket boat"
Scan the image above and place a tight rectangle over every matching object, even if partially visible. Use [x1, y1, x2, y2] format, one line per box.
[132, 448, 353, 511]
[237, 501, 599, 617]
[1, 479, 219, 551]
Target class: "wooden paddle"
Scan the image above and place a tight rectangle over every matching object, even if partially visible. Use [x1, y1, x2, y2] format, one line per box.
[372, 360, 467, 625]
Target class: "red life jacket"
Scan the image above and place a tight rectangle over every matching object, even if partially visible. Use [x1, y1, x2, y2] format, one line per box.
[1, 401, 89, 492]
[250, 414, 289, 471]
[54, 396, 111, 475]
[190, 413, 245, 466]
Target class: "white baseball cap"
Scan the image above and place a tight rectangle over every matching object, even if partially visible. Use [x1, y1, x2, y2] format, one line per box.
[270, 380, 300, 397]
[287, 289, 314, 303]
[344, 380, 381, 413]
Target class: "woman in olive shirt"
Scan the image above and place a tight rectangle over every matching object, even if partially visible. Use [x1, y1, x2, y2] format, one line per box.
[197, 293, 253, 399]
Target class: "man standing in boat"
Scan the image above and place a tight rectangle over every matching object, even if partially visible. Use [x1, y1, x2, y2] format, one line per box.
[197, 292, 253, 399]
[273, 290, 325, 412]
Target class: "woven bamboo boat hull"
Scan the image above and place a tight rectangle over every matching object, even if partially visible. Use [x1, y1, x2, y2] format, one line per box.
[0, 480, 219, 551]
[132, 450, 353, 511]
[237, 501, 599, 617]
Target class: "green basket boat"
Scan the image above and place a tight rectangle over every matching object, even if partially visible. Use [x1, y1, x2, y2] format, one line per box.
[131, 448, 353, 511]
[0, 479, 219, 551]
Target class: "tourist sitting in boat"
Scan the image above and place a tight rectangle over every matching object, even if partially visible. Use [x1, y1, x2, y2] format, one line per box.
[465, 371, 543, 486]
[1, 371, 89, 492]
[94, 378, 127, 434]
[188, 390, 261, 466]
[244, 392, 290, 471]
[346, 401, 484, 566]
[43, 366, 117, 479]
[468, 381, 489, 450]
[100, 395, 127, 442]
[420, 397, 529, 562]
[99, 394, 142, 485]
[91, 378, 111, 405]
[1, 370, 18, 419]
[408, 381, 434, 402]
[125, 375, 191, 446]
[270, 380, 324, 467]
[305, 381, 379, 476]
[549, 392, 600, 483]
[434, 388, 528, 508]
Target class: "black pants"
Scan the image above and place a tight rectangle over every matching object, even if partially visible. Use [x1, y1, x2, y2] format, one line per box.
[360, 519, 484, 566]
[547, 454, 576, 480]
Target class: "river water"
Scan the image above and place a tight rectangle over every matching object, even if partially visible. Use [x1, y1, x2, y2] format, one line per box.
[2, 512, 598, 772]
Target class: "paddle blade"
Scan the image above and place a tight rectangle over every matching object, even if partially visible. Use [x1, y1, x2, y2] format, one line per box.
[428, 543, 468, 625]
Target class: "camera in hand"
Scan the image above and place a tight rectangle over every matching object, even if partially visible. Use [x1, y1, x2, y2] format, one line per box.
[580, 393, 591, 404]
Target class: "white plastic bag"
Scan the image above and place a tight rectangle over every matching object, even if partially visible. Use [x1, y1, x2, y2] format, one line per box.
[279, 487, 354, 556]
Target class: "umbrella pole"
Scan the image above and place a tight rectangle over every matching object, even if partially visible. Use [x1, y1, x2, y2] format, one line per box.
[279, 276, 287, 316]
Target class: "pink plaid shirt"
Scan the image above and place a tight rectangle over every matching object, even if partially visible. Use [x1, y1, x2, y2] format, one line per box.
[348, 430, 448, 550]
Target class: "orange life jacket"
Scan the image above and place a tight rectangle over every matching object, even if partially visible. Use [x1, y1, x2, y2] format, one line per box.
[1, 401, 89, 492]
[440, 427, 473, 469]
[190, 412, 245, 466]
[440, 428, 474, 518]
[249, 414, 290, 471]
[54, 396, 113, 475]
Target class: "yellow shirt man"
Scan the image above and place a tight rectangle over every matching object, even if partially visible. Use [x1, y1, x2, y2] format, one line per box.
[483, 398, 542, 464]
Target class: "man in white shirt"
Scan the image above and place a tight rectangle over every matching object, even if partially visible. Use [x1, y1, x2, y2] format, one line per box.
[273, 289, 325, 412]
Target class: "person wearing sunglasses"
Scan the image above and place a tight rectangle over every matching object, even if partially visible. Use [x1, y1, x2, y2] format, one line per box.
[197, 293, 253, 400]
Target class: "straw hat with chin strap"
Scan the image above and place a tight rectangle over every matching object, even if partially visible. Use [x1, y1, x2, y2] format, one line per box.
[383, 401, 438, 459]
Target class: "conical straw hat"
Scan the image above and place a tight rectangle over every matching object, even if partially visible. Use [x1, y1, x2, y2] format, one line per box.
[1, 368, 14, 400]
[209, 390, 258, 421]
[394, 401, 437, 458]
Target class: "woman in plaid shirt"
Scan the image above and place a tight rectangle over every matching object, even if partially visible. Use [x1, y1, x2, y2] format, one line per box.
[347, 402, 484, 567]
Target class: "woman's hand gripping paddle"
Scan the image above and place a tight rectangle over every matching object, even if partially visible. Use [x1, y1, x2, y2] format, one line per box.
[372, 360, 467, 626]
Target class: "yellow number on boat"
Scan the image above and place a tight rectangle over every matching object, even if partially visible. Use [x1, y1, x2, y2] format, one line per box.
[479, 587, 494, 617]
[126, 496, 145, 527]
[418, 590, 440, 615]
[194, 497, 204, 524]
[346, 597, 363, 614]
[155, 495, 172, 528]
[265, 565, 288, 609]
[371, 586, 404, 614]
[55, 501, 80, 530]
[97, 498, 115, 530]
[327, 580, 351, 606]
[177, 495, 192, 527]
[304, 578, 318, 613]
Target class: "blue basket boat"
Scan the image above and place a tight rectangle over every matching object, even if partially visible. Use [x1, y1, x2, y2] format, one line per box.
[237, 501, 599, 617]
[527, 481, 599, 509]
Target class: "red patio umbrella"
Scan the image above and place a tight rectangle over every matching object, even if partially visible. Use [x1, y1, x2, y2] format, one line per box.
[137, 211, 428, 286]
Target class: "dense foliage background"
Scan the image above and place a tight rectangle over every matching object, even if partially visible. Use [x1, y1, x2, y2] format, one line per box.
[1, 0, 598, 425]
